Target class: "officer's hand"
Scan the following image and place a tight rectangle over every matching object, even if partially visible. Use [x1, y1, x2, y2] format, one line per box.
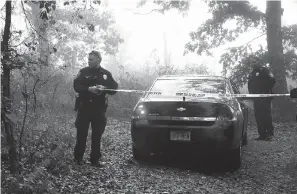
[88, 86, 100, 94]
[96, 85, 106, 90]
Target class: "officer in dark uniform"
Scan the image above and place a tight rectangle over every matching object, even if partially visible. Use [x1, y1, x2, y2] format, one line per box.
[248, 60, 276, 141]
[73, 50, 118, 166]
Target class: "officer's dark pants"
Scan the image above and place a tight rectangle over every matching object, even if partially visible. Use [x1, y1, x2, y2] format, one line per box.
[74, 101, 107, 163]
[253, 98, 274, 137]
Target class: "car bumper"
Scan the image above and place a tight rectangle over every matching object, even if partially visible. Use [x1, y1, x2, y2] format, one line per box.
[131, 118, 241, 154]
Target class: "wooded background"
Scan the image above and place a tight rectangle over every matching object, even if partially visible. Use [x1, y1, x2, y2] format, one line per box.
[1, 0, 296, 192]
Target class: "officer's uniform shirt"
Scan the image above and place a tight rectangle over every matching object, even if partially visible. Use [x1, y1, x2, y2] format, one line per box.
[248, 66, 276, 94]
[73, 66, 118, 108]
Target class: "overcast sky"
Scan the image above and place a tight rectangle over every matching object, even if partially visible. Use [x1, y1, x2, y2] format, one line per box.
[105, 0, 297, 75]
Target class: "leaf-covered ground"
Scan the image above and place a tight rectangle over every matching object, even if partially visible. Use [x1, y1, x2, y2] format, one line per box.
[2, 118, 297, 194]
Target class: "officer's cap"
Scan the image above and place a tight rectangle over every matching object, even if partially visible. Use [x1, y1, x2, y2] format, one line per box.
[89, 50, 102, 61]
[250, 58, 261, 69]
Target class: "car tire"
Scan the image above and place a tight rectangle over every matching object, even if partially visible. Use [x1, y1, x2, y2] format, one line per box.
[242, 131, 248, 146]
[228, 144, 241, 171]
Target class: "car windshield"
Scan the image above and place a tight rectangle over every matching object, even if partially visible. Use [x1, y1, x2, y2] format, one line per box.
[149, 78, 227, 96]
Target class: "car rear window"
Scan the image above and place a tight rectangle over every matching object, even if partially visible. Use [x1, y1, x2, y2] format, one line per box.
[149, 78, 227, 95]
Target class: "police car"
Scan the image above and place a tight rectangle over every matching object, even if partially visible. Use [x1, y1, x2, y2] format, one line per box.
[130, 75, 249, 170]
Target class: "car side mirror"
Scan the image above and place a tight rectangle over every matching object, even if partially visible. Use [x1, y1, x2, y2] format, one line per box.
[290, 88, 297, 98]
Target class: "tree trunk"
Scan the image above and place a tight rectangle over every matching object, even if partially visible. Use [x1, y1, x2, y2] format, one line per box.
[2, 115, 18, 174]
[266, 1, 290, 115]
[1, 1, 19, 174]
[28, 1, 50, 67]
[2, 1, 12, 99]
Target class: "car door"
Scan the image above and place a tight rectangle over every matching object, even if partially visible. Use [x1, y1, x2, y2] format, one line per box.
[230, 81, 248, 135]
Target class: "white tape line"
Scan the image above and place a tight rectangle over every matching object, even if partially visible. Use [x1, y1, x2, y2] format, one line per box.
[100, 88, 290, 98]
[231, 94, 290, 98]
[102, 88, 162, 94]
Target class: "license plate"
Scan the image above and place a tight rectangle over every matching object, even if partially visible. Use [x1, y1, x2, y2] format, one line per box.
[170, 131, 191, 141]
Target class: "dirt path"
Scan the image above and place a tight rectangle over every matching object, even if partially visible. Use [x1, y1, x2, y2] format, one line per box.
[50, 119, 297, 194]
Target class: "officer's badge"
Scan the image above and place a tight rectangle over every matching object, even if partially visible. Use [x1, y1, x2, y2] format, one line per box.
[103, 74, 107, 80]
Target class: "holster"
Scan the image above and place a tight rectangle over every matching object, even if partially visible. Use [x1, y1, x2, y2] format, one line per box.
[74, 95, 81, 111]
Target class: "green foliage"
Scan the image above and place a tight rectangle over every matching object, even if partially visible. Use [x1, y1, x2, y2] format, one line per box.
[283, 24, 297, 49]
[147, 1, 296, 88]
[218, 24, 297, 86]
[5, 1, 123, 72]
[221, 47, 297, 87]
[222, 48, 268, 87]
[38, 1, 56, 20]
[284, 49, 297, 80]
[185, 1, 265, 56]
[154, 63, 213, 76]
[46, 5, 123, 68]
[137, 0, 190, 15]
[153, 0, 189, 14]
[182, 63, 214, 75]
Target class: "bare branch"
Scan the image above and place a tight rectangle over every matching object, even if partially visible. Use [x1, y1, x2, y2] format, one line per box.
[124, 8, 162, 15]
[21, 0, 49, 42]
[225, 32, 266, 52]
[241, 32, 266, 48]
[31, 77, 40, 112]
[0, 3, 6, 11]
[11, 32, 35, 47]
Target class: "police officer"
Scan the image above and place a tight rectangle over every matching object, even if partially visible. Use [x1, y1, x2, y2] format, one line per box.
[73, 50, 118, 166]
[248, 59, 276, 141]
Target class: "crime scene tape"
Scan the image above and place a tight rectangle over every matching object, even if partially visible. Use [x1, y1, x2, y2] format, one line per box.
[99, 88, 291, 98]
